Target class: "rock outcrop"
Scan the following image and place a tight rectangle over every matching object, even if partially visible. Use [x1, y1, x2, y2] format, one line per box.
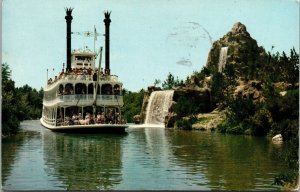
[272, 134, 283, 144]
[164, 85, 212, 127]
[191, 109, 225, 131]
[173, 85, 211, 111]
[234, 80, 264, 104]
[206, 22, 266, 76]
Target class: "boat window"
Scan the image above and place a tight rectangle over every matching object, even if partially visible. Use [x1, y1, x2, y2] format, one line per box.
[75, 83, 87, 94]
[97, 85, 100, 94]
[88, 83, 94, 94]
[58, 84, 63, 95]
[64, 83, 74, 95]
[75, 56, 92, 61]
[101, 84, 112, 95]
[114, 84, 121, 95]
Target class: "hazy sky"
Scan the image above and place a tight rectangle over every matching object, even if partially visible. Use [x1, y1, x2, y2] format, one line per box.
[2, 0, 299, 91]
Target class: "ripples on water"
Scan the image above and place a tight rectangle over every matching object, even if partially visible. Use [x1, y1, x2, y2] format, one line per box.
[2, 120, 287, 190]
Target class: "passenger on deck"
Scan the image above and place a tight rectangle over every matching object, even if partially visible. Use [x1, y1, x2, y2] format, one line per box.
[72, 113, 80, 125]
[115, 112, 120, 124]
[78, 113, 83, 120]
[89, 115, 95, 124]
[120, 118, 126, 124]
[65, 116, 74, 125]
[100, 112, 106, 124]
[79, 113, 89, 125]
[106, 112, 113, 124]
[83, 67, 88, 75]
[96, 112, 101, 124]
[87, 68, 92, 75]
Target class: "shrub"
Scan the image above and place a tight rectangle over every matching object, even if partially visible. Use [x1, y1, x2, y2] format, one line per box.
[217, 117, 245, 135]
[175, 116, 197, 130]
[249, 108, 272, 136]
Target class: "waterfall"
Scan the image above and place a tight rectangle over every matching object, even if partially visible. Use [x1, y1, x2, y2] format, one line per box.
[144, 90, 174, 126]
[218, 47, 228, 72]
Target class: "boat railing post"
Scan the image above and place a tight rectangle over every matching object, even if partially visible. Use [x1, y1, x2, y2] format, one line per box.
[55, 107, 58, 126]
[63, 107, 66, 126]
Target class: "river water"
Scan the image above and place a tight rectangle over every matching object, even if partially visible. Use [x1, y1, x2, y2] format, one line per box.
[2, 120, 288, 190]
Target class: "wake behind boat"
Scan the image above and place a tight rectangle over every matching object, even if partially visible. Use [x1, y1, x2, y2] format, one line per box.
[40, 8, 128, 133]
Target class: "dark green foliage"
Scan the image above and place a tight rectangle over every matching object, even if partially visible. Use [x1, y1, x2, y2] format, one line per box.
[249, 108, 272, 136]
[175, 116, 197, 130]
[258, 49, 299, 85]
[267, 89, 298, 122]
[174, 96, 197, 117]
[2, 63, 20, 135]
[2, 63, 44, 136]
[162, 72, 183, 90]
[174, 94, 208, 117]
[265, 89, 299, 140]
[176, 119, 192, 130]
[191, 67, 212, 82]
[16, 85, 44, 120]
[121, 89, 144, 123]
[274, 138, 299, 187]
[211, 72, 225, 107]
[272, 117, 299, 180]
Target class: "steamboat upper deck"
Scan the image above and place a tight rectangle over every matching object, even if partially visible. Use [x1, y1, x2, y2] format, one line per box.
[41, 8, 128, 132]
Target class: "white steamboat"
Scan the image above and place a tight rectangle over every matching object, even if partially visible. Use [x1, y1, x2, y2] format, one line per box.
[40, 9, 128, 132]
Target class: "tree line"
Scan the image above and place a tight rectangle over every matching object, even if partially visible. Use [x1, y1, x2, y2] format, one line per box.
[2, 63, 43, 136]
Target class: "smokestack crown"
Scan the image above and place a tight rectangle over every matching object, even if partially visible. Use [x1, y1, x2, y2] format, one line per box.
[65, 7, 73, 20]
[104, 11, 111, 22]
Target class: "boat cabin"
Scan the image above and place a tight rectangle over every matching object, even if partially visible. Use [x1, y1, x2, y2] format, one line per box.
[71, 49, 96, 70]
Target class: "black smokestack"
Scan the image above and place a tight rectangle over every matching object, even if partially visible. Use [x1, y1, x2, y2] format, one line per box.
[104, 11, 111, 75]
[65, 8, 73, 72]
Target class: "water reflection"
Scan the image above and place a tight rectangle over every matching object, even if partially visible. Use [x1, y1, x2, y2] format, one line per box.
[166, 130, 286, 190]
[2, 130, 38, 185]
[2, 121, 289, 190]
[2, 120, 57, 190]
[42, 129, 125, 190]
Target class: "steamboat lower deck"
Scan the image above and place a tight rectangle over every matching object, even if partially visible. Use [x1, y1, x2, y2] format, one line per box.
[40, 118, 128, 133]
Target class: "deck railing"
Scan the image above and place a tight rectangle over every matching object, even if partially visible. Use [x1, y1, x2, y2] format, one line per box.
[56, 94, 123, 104]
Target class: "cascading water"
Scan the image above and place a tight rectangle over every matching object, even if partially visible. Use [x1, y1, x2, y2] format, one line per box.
[144, 90, 174, 126]
[218, 47, 228, 72]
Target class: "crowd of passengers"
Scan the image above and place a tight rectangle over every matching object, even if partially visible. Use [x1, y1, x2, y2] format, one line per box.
[48, 67, 109, 85]
[57, 110, 126, 126]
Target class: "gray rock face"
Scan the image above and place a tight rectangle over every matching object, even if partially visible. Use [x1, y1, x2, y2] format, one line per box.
[231, 22, 249, 36]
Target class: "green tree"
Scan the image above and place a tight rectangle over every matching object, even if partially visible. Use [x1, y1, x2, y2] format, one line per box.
[122, 89, 144, 122]
[283, 48, 299, 88]
[2, 63, 21, 135]
[153, 79, 161, 87]
[211, 72, 225, 107]
[192, 67, 211, 82]
[162, 72, 182, 90]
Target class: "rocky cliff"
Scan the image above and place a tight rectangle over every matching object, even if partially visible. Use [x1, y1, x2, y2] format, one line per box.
[206, 22, 266, 76]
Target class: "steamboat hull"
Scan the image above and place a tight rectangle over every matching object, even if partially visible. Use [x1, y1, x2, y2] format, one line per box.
[40, 118, 128, 133]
